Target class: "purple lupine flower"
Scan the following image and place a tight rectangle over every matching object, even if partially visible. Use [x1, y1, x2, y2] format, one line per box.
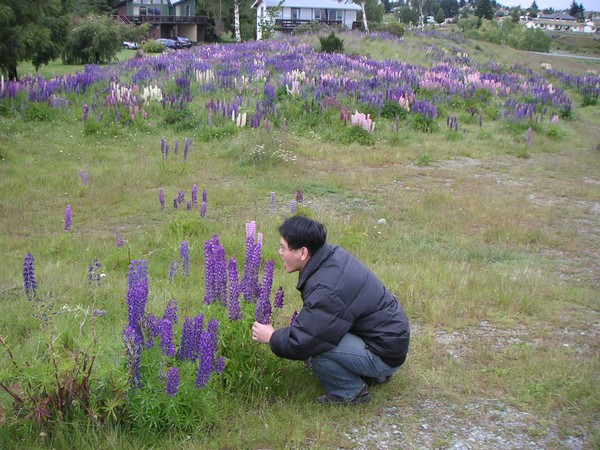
[159, 188, 165, 211]
[159, 318, 176, 358]
[79, 167, 89, 186]
[274, 286, 284, 308]
[202, 188, 207, 203]
[83, 104, 89, 121]
[88, 258, 102, 286]
[191, 183, 198, 207]
[270, 192, 276, 211]
[161, 137, 166, 160]
[290, 200, 297, 214]
[92, 309, 106, 317]
[64, 204, 72, 231]
[116, 232, 124, 248]
[126, 260, 149, 345]
[246, 220, 256, 241]
[204, 235, 227, 305]
[184, 138, 191, 162]
[214, 356, 226, 373]
[241, 234, 262, 302]
[200, 201, 207, 218]
[228, 258, 242, 321]
[177, 190, 185, 206]
[174, 140, 179, 156]
[180, 241, 190, 276]
[173, 198, 178, 209]
[196, 329, 215, 388]
[23, 252, 37, 301]
[290, 310, 299, 325]
[255, 260, 275, 325]
[123, 325, 142, 388]
[163, 298, 178, 324]
[145, 313, 161, 348]
[169, 261, 178, 281]
[165, 366, 179, 396]
[180, 316, 197, 361]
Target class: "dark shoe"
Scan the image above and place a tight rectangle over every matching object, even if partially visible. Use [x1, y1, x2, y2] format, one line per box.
[362, 375, 392, 386]
[317, 385, 371, 405]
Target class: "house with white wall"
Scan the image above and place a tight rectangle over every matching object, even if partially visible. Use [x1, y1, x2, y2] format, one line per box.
[251, 0, 361, 40]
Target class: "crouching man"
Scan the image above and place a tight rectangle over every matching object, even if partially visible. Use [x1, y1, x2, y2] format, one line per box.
[252, 215, 410, 404]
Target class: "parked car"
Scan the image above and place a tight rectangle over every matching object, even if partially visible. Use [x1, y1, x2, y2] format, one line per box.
[173, 36, 192, 48]
[156, 38, 181, 50]
[122, 41, 140, 50]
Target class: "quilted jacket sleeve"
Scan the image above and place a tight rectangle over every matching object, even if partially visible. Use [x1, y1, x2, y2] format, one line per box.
[269, 285, 353, 361]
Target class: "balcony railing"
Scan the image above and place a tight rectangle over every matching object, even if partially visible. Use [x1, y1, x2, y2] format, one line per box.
[118, 15, 208, 25]
[275, 19, 342, 31]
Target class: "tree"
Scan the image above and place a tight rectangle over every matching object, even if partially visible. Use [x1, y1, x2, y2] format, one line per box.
[62, 15, 121, 65]
[435, 7, 445, 23]
[475, 0, 494, 20]
[510, 7, 521, 23]
[396, 6, 420, 26]
[73, 0, 113, 16]
[528, 1, 539, 18]
[441, 0, 459, 18]
[0, 0, 72, 80]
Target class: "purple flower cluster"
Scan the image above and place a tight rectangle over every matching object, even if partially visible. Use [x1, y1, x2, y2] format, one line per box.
[180, 241, 190, 276]
[204, 235, 227, 305]
[23, 252, 37, 301]
[180, 313, 204, 361]
[165, 366, 179, 396]
[88, 258, 102, 286]
[79, 166, 89, 186]
[64, 204, 72, 231]
[196, 318, 225, 387]
[159, 188, 165, 211]
[274, 286, 285, 309]
[159, 318, 176, 358]
[123, 325, 142, 388]
[241, 233, 262, 302]
[191, 183, 198, 207]
[126, 260, 149, 344]
[227, 258, 242, 321]
[116, 232, 124, 248]
[255, 260, 275, 325]
[163, 298, 178, 324]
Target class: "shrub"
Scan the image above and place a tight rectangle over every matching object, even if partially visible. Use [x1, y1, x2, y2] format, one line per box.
[319, 32, 344, 54]
[22, 102, 58, 122]
[415, 154, 433, 166]
[340, 125, 375, 145]
[382, 22, 406, 38]
[380, 100, 408, 119]
[142, 40, 166, 54]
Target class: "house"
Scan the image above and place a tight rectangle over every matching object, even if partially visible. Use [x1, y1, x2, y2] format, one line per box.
[251, 0, 362, 40]
[524, 12, 598, 33]
[115, 0, 208, 42]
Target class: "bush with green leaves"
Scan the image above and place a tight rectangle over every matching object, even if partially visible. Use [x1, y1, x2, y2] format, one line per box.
[142, 40, 167, 54]
[319, 32, 345, 54]
[62, 15, 122, 65]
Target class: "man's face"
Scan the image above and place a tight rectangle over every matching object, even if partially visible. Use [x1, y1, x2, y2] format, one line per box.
[279, 238, 306, 273]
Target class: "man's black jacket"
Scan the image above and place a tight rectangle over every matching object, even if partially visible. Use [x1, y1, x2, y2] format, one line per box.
[269, 243, 410, 367]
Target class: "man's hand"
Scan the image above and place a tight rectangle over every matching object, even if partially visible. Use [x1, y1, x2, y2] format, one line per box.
[252, 322, 274, 344]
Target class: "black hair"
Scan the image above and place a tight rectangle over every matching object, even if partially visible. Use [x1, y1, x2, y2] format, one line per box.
[278, 215, 327, 256]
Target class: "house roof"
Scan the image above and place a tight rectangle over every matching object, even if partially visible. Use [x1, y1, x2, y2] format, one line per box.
[252, 0, 361, 10]
[539, 13, 576, 20]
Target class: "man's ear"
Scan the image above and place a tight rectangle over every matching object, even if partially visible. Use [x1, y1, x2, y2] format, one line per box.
[300, 247, 310, 261]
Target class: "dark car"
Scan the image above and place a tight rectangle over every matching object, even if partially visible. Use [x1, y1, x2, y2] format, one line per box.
[173, 36, 192, 49]
[156, 38, 180, 50]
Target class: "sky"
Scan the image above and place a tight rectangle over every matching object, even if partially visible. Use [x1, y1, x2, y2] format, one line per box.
[503, 0, 600, 11]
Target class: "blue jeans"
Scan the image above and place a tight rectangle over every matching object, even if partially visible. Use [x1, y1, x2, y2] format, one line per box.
[307, 333, 401, 400]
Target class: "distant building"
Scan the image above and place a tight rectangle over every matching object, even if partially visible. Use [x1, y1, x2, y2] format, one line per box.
[115, 0, 208, 42]
[251, 0, 362, 40]
[524, 11, 598, 33]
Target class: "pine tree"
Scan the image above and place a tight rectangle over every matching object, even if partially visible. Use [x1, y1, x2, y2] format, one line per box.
[475, 0, 494, 20]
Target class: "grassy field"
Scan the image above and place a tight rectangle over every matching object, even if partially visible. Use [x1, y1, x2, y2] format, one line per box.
[0, 31, 599, 448]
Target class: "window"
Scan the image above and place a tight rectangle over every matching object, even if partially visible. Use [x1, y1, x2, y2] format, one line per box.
[185, 5, 190, 16]
[291, 8, 300, 20]
[314, 9, 324, 20]
[334, 10, 343, 21]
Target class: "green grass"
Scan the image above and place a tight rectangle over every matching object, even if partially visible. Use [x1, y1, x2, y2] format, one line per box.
[0, 32, 599, 448]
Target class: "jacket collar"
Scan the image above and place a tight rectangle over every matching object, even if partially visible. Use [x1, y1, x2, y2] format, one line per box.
[297, 243, 333, 291]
